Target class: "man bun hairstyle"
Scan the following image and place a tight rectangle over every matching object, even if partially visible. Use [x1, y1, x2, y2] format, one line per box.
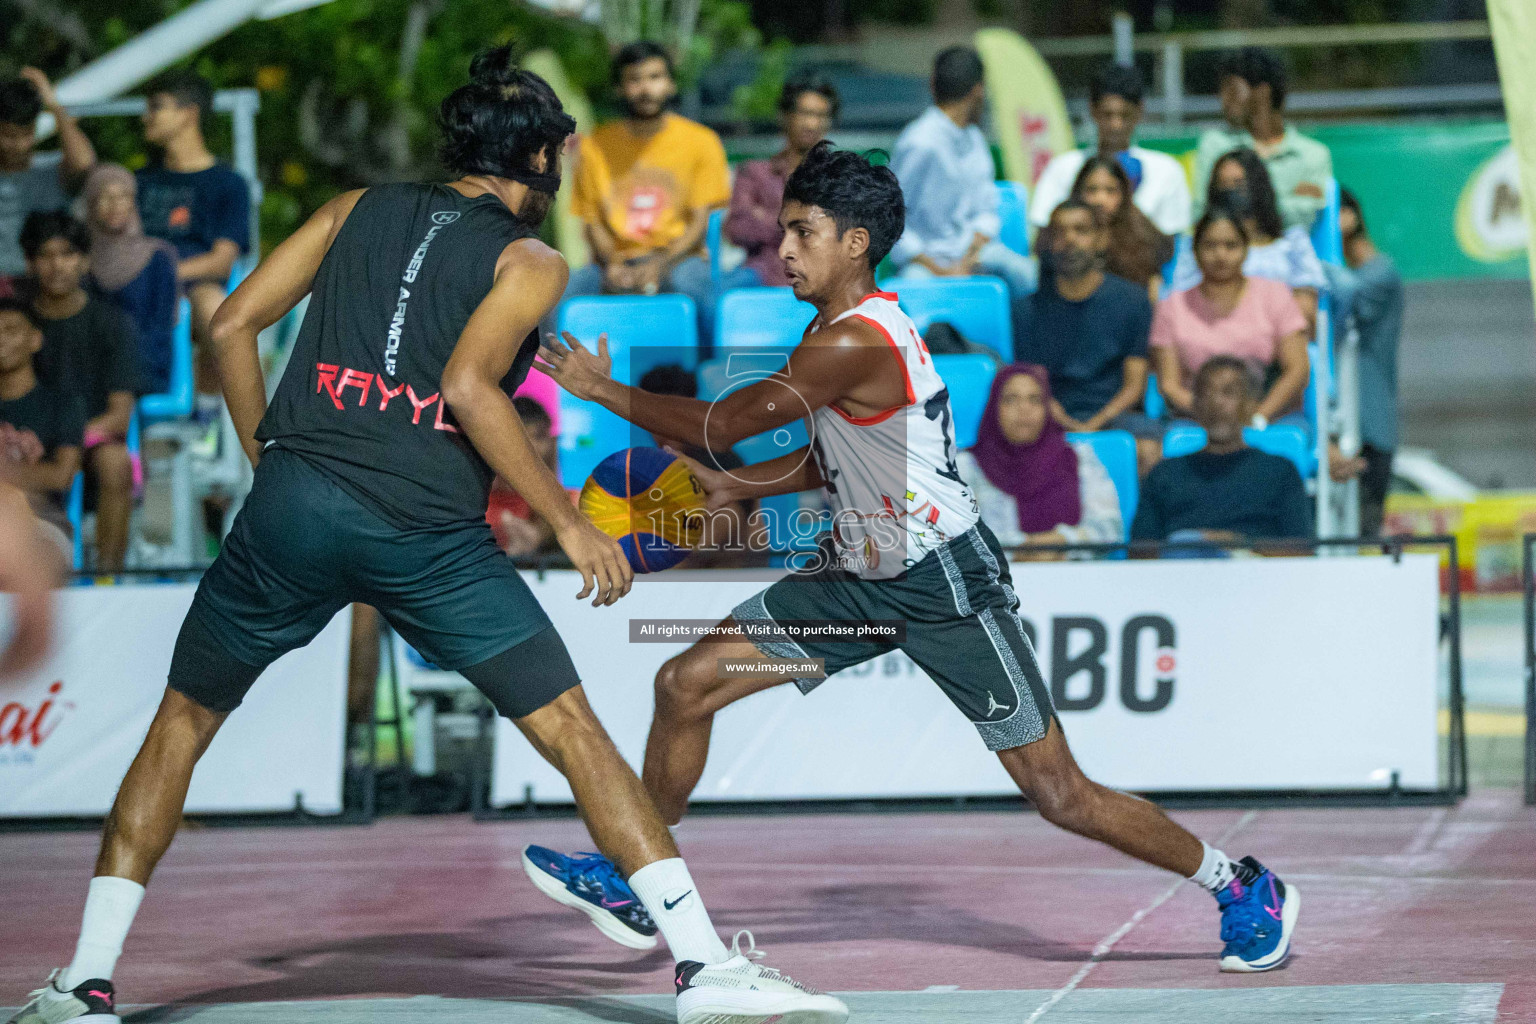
[782, 141, 904, 270]
[0, 77, 42, 129]
[438, 45, 575, 181]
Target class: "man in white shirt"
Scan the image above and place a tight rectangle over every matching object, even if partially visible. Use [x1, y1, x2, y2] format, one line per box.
[1030, 63, 1191, 237]
[889, 46, 1037, 297]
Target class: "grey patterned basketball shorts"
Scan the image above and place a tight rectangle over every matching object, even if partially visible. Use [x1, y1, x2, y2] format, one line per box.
[732, 522, 1055, 752]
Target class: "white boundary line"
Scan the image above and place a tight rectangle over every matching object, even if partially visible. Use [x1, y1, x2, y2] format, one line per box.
[1023, 810, 1259, 1024]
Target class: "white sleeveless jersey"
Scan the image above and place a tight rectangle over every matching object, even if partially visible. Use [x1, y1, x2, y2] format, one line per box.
[804, 291, 979, 578]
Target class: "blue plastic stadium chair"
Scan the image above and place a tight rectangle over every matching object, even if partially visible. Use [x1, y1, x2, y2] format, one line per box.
[138, 297, 195, 422]
[895, 277, 1013, 361]
[1310, 178, 1343, 267]
[707, 207, 726, 296]
[696, 352, 797, 403]
[1161, 422, 1315, 478]
[716, 287, 816, 351]
[1159, 234, 1190, 300]
[1066, 430, 1138, 540]
[932, 353, 997, 449]
[556, 394, 637, 489]
[996, 181, 1030, 258]
[66, 472, 85, 570]
[557, 294, 699, 383]
[1144, 373, 1165, 420]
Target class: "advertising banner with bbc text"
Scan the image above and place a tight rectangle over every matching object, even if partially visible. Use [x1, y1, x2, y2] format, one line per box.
[491, 553, 1441, 805]
[0, 586, 350, 818]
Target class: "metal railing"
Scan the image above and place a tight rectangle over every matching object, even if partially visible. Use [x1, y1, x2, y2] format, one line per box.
[1521, 534, 1536, 805]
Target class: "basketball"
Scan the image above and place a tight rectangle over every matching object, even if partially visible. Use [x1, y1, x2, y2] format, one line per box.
[579, 447, 707, 573]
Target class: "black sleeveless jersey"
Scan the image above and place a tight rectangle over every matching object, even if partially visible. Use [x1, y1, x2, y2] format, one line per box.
[256, 183, 540, 529]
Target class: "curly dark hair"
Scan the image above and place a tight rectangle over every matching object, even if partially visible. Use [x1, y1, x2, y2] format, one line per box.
[782, 142, 904, 270]
[20, 210, 90, 259]
[0, 77, 42, 129]
[1209, 147, 1285, 242]
[437, 45, 576, 181]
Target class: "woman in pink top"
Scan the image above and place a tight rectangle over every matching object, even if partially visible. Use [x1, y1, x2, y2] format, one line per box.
[1150, 208, 1310, 424]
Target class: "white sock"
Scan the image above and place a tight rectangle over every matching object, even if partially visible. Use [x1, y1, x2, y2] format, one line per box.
[60, 877, 145, 988]
[1188, 842, 1237, 894]
[627, 858, 730, 965]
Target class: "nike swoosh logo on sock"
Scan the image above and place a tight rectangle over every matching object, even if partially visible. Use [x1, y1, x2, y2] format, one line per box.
[664, 890, 693, 911]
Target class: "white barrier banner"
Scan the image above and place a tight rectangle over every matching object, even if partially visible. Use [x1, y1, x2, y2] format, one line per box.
[0, 585, 349, 817]
[493, 554, 1442, 803]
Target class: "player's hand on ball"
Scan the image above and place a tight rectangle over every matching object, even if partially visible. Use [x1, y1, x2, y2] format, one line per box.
[538, 331, 612, 401]
[556, 517, 633, 606]
[663, 446, 740, 512]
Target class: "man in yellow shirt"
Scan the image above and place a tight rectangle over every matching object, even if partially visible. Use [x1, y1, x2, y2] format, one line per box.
[566, 41, 731, 349]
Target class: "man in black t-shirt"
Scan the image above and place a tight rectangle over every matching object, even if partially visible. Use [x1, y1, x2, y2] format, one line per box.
[7, 49, 838, 1024]
[0, 297, 84, 542]
[1015, 201, 1158, 468]
[1132, 355, 1311, 543]
[21, 210, 140, 571]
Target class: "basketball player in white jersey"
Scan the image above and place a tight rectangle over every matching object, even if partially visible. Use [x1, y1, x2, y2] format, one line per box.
[535, 142, 1299, 973]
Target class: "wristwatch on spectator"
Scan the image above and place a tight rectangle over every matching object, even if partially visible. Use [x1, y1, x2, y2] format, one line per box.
[1250, 413, 1269, 431]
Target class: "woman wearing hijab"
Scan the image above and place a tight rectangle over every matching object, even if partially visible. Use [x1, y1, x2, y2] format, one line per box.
[84, 164, 179, 393]
[1069, 155, 1174, 301]
[956, 364, 1123, 550]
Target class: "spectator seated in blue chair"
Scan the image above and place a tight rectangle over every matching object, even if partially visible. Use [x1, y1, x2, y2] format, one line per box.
[956, 364, 1122, 556]
[563, 42, 731, 348]
[888, 46, 1037, 298]
[1069, 155, 1173, 303]
[0, 68, 97, 289]
[1173, 148, 1325, 335]
[22, 212, 142, 572]
[1030, 63, 1192, 240]
[1151, 207, 1311, 434]
[83, 164, 180, 396]
[136, 69, 252, 427]
[0, 297, 84, 556]
[723, 73, 839, 292]
[1014, 200, 1161, 472]
[1132, 355, 1311, 548]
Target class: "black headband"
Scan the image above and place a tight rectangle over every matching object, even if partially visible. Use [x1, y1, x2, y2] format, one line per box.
[506, 165, 562, 194]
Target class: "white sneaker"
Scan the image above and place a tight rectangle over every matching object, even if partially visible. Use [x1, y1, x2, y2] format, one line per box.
[674, 931, 848, 1024]
[6, 971, 119, 1024]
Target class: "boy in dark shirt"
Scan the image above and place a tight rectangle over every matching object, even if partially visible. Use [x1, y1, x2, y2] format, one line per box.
[0, 297, 84, 541]
[21, 211, 141, 570]
[1132, 355, 1310, 543]
[136, 69, 251, 414]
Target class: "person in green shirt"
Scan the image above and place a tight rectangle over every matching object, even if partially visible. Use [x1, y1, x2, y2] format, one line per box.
[1192, 48, 1332, 230]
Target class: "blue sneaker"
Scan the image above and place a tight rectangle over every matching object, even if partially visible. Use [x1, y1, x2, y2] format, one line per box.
[1216, 855, 1300, 972]
[521, 846, 658, 950]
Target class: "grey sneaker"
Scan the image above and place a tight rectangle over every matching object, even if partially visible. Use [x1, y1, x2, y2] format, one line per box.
[6, 971, 118, 1024]
[674, 931, 847, 1024]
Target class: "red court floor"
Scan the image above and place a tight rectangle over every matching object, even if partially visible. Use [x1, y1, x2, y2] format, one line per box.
[3, 789, 1534, 1022]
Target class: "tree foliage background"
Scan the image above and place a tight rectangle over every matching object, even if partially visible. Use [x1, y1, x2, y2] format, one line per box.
[0, 0, 761, 250]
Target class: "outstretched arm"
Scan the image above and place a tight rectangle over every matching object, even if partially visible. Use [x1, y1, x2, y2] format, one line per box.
[539, 318, 906, 450]
[442, 239, 632, 606]
[210, 189, 365, 466]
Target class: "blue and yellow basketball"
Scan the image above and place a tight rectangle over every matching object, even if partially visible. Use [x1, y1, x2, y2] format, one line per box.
[579, 447, 707, 573]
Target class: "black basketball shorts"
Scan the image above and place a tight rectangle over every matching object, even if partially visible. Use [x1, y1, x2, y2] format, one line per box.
[167, 446, 579, 718]
[731, 522, 1056, 752]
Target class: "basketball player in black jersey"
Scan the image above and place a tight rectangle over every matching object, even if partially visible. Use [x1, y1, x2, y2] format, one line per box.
[7, 49, 844, 1024]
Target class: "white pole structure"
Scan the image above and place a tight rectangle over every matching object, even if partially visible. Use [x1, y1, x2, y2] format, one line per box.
[35, 0, 334, 133]
[1488, 0, 1536, 323]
